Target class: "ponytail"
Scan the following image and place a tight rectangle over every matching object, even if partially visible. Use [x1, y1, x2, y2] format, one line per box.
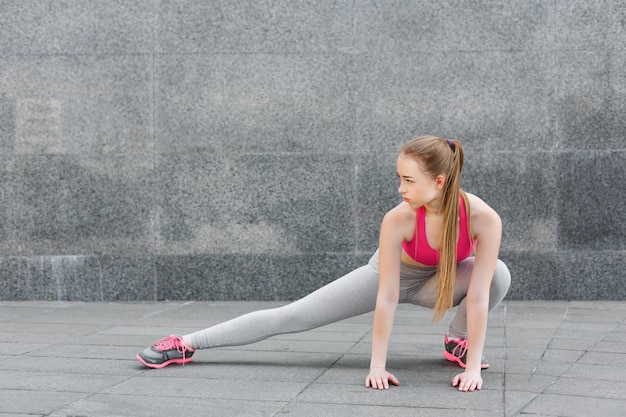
[433, 139, 465, 321]
[400, 136, 467, 322]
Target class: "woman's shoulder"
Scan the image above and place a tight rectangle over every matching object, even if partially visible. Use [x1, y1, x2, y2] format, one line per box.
[384, 201, 415, 221]
[381, 202, 416, 242]
[465, 192, 497, 215]
[465, 192, 501, 234]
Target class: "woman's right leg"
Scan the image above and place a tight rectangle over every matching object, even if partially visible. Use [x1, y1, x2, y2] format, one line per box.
[189, 261, 380, 349]
[138, 257, 380, 367]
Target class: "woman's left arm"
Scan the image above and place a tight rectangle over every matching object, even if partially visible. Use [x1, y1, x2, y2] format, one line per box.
[452, 196, 502, 392]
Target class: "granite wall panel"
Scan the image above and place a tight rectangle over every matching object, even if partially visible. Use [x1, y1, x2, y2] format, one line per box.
[156, 253, 361, 301]
[155, 53, 356, 154]
[157, 0, 354, 54]
[558, 251, 626, 300]
[155, 152, 355, 255]
[100, 257, 156, 301]
[353, 0, 445, 52]
[438, 51, 556, 152]
[441, 0, 554, 52]
[0, 93, 13, 153]
[556, 0, 625, 50]
[353, 52, 448, 152]
[501, 251, 560, 300]
[463, 151, 558, 252]
[0, 54, 154, 156]
[355, 151, 401, 252]
[2, 154, 155, 256]
[0, 0, 155, 55]
[0, 1, 623, 301]
[557, 151, 626, 250]
[353, 50, 556, 153]
[556, 50, 626, 150]
[0, 256, 101, 301]
[156, 254, 272, 301]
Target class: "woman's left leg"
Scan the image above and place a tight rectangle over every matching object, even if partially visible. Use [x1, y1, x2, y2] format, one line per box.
[448, 258, 511, 338]
[410, 257, 511, 337]
[408, 258, 510, 368]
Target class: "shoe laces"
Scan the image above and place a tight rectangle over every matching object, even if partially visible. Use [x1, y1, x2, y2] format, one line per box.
[153, 335, 191, 357]
[450, 336, 468, 358]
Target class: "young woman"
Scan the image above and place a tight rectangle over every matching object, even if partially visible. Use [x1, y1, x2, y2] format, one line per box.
[137, 135, 511, 393]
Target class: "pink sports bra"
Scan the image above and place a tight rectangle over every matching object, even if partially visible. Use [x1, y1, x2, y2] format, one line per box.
[402, 197, 475, 266]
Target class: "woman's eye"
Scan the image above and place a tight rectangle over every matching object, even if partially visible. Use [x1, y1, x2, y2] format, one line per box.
[396, 174, 412, 184]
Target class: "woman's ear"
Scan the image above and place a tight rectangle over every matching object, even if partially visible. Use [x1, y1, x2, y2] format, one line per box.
[435, 175, 446, 189]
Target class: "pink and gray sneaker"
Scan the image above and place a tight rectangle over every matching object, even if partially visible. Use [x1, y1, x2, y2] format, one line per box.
[444, 335, 489, 369]
[136, 335, 195, 368]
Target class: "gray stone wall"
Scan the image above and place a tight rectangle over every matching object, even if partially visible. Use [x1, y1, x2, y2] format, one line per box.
[0, 1, 624, 301]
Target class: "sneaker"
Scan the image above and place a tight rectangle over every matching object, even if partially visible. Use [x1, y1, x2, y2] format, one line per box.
[136, 335, 195, 368]
[444, 335, 489, 369]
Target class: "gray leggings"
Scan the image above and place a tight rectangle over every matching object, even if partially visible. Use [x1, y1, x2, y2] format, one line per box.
[190, 250, 511, 349]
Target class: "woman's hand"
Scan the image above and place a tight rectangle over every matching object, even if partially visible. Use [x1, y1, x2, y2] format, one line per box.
[365, 368, 400, 390]
[452, 370, 482, 392]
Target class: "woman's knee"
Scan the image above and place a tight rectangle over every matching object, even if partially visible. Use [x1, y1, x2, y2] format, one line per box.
[494, 260, 511, 289]
[489, 259, 511, 307]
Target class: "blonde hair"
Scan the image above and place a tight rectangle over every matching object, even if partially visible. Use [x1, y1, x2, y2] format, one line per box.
[400, 135, 469, 321]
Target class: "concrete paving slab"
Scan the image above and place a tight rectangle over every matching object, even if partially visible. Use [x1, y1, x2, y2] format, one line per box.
[49, 394, 286, 417]
[504, 359, 543, 374]
[504, 336, 553, 350]
[547, 338, 596, 350]
[521, 393, 626, 417]
[65, 332, 167, 347]
[307, 361, 491, 388]
[0, 390, 85, 415]
[296, 382, 504, 411]
[0, 355, 142, 376]
[544, 376, 626, 400]
[147, 362, 326, 382]
[540, 348, 586, 362]
[0, 342, 48, 355]
[579, 351, 626, 365]
[24, 343, 141, 360]
[505, 391, 540, 417]
[0, 331, 76, 344]
[528, 361, 572, 377]
[563, 363, 626, 382]
[0, 370, 129, 393]
[592, 340, 626, 353]
[279, 401, 505, 417]
[225, 338, 358, 354]
[96, 324, 201, 336]
[0, 321, 109, 336]
[504, 373, 556, 393]
[0, 300, 624, 417]
[504, 347, 547, 360]
[195, 348, 343, 368]
[554, 329, 611, 340]
[103, 375, 308, 402]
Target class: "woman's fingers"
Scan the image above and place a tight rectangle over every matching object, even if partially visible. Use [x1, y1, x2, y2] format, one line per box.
[365, 371, 400, 390]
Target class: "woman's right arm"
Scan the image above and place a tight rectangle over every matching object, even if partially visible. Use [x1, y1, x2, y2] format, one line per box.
[365, 208, 405, 390]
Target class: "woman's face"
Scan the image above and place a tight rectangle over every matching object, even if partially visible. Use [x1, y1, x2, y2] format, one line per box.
[396, 153, 443, 209]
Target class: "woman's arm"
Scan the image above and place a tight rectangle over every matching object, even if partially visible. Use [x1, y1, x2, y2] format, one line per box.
[365, 207, 406, 390]
[453, 194, 502, 392]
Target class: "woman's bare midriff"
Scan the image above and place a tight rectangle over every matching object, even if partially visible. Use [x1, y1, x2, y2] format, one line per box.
[401, 250, 433, 268]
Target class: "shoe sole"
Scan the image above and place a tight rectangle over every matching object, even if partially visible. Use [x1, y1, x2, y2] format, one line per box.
[444, 350, 489, 369]
[136, 354, 193, 369]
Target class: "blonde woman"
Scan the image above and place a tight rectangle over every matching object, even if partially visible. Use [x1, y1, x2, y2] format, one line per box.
[137, 135, 511, 393]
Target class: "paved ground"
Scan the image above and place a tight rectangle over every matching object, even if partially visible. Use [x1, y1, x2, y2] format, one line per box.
[0, 300, 625, 417]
